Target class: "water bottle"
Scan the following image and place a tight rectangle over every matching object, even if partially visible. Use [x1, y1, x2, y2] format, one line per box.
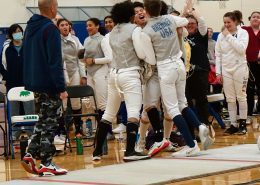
[86, 118, 93, 137]
[75, 134, 83, 155]
[20, 136, 28, 160]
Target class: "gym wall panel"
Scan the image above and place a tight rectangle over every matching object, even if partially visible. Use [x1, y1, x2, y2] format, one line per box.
[0, 0, 259, 31]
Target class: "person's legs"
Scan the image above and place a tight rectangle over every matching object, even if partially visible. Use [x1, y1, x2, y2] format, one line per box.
[194, 71, 210, 125]
[234, 65, 249, 134]
[222, 69, 239, 134]
[119, 70, 150, 161]
[92, 65, 109, 111]
[250, 61, 260, 113]
[143, 73, 163, 142]
[158, 60, 199, 157]
[246, 62, 255, 116]
[93, 71, 121, 160]
[137, 73, 162, 154]
[113, 101, 127, 133]
[36, 93, 67, 176]
[22, 93, 67, 175]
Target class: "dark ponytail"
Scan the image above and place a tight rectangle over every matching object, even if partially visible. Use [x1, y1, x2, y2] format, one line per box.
[233, 10, 244, 25]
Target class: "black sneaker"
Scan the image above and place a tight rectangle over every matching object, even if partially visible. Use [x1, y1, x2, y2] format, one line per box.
[236, 120, 247, 135]
[224, 125, 239, 135]
[123, 151, 150, 162]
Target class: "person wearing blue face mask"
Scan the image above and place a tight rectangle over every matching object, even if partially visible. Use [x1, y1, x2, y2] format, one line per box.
[3, 24, 35, 140]
[3, 24, 24, 92]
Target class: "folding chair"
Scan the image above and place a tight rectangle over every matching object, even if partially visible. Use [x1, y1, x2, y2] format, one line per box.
[63, 85, 100, 152]
[207, 93, 226, 129]
[7, 87, 38, 159]
[0, 92, 8, 159]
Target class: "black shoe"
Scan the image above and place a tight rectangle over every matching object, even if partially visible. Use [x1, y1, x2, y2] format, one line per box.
[123, 151, 150, 162]
[236, 120, 247, 135]
[224, 125, 239, 135]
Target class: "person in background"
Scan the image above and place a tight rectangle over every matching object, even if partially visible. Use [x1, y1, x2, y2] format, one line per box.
[185, 8, 211, 128]
[3, 24, 24, 93]
[0, 35, 11, 92]
[57, 18, 87, 137]
[21, 0, 68, 176]
[242, 11, 260, 116]
[207, 27, 216, 65]
[215, 11, 249, 135]
[3, 24, 35, 139]
[83, 17, 111, 128]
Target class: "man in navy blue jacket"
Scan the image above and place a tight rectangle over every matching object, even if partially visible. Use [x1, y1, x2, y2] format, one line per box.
[21, 0, 68, 176]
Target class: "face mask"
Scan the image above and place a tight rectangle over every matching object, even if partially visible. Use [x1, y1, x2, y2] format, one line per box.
[12, 32, 23, 41]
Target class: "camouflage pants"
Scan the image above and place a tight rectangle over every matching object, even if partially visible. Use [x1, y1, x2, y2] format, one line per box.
[27, 93, 62, 165]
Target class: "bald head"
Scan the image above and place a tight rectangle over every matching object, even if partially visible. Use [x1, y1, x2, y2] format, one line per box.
[38, 0, 58, 19]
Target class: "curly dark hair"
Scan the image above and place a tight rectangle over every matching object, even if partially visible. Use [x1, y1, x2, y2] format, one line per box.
[8, 24, 23, 40]
[111, 1, 135, 24]
[133, 1, 144, 9]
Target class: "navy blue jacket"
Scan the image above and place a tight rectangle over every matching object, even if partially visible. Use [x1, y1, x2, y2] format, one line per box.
[5, 42, 24, 91]
[23, 14, 65, 94]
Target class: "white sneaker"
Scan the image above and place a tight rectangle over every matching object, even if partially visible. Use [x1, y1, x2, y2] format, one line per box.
[59, 135, 66, 141]
[199, 124, 214, 150]
[54, 135, 65, 145]
[171, 140, 200, 157]
[92, 155, 102, 161]
[135, 139, 146, 153]
[112, 124, 126, 134]
[257, 136, 260, 151]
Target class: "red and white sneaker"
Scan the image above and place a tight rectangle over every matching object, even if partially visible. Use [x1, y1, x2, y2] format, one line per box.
[148, 138, 170, 157]
[21, 153, 38, 174]
[38, 163, 68, 176]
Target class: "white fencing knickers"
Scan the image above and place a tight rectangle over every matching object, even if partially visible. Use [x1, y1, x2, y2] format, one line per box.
[102, 67, 142, 123]
[87, 64, 109, 111]
[157, 58, 188, 119]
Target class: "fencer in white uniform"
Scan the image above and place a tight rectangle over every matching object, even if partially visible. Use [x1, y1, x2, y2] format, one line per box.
[83, 18, 111, 118]
[215, 11, 249, 135]
[58, 18, 87, 135]
[139, 0, 212, 157]
[92, 1, 150, 162]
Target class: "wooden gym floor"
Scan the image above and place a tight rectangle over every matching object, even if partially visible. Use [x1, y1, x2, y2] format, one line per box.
[0, 117, 260, 184]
